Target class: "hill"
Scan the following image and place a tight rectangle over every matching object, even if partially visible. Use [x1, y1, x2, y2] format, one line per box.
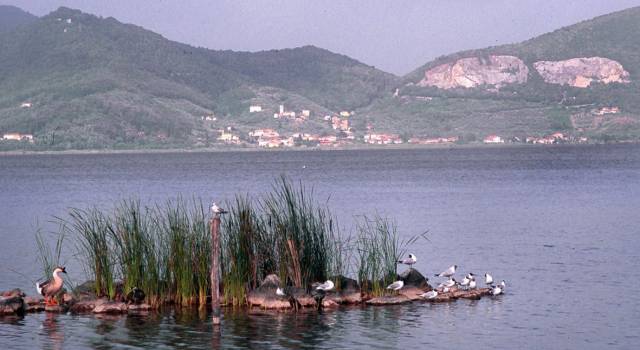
[366, 6, 640, 142]
[0, 5, 37, 32]
[0, 7, 395, 150]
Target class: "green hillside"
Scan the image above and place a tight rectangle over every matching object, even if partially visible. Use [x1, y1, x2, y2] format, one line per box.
[0, 7, 395, 150]
[0, 5, 37, 32]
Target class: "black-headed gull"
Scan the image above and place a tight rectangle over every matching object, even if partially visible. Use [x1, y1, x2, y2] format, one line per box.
[435, 265, 457, 278]
[397, 253, 417, 268]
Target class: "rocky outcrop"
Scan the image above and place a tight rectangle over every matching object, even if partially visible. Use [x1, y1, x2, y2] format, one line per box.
[325, 276, 362, 304]
[366, 294, 412, 305]
[247, 274, 292, 310]
[0, 296, 25, 315]
[93, 301, 128, 314]
[533, 57, 630, 87]
[418, 55, 529, 89]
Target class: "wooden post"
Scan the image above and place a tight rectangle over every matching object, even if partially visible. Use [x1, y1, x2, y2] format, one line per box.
[210, 215, 221, 326]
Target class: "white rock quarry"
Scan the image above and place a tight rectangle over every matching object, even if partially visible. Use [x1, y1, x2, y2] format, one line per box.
[417, 55, 529, 89]
[533, 57, 630, 88]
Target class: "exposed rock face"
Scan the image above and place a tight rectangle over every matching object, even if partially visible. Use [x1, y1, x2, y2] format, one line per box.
[533, 57, 630, 87]
[0, 296, 25, 315]
[418, 55, 529, 89]
[93, 301, 128, 314]
[398, 268, 431, 289]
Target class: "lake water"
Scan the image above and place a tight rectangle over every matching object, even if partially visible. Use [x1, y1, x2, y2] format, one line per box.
[1, 145, 639, 349]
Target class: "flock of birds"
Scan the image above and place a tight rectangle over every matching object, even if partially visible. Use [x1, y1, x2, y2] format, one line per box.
[389, 254, 506, 300]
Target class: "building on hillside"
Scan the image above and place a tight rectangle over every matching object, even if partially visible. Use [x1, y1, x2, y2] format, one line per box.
[483, 135, 504, 144]
[301, 110, 310, 117]
[364, 133, 402, 145]
[2, 133, 34, 142]
[217, 132, 240, 144]
[249, 128, 279, 138]
[249, 105, 262, 113]
[339, 111, 350, 117]
[593, 106, 620, 115]
[20, 102, 32, 108]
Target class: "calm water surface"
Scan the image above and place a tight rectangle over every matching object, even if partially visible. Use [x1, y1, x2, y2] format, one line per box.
[1, 145, 639, 349]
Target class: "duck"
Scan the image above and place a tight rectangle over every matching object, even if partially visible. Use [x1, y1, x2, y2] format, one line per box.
[36, 266, 67, 306]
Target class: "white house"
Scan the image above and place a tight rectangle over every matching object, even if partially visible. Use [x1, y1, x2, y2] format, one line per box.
[249, 105, 262, 113]
[483, 135, 504, 144]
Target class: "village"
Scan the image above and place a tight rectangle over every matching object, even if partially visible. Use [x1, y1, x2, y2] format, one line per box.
[2, 102, 597, 149]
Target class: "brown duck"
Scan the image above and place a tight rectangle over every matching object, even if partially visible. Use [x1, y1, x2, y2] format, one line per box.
[36, 266, 67, 305]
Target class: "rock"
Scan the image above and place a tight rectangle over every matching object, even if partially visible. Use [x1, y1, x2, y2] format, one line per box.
[23, 296, 45, 313]
[45, 304, 68, 313]
[127, 303, 152, 312]
[247, 274, 292, 310]
[533, 57, 630, 88]
[70, 298, 108, 313]
[93, 301, 128, 314]
[0, 296, 25, 315]
[398, 286, 428, 301]
[418, 55, 529, 89]
[1, 288, 25, 298]
[73, 281, 97, 301]
[326, 276, 362, 304]
[322, 299, 339, 308]
[366, 294, 412, 305]
[398, 269, 431, 289]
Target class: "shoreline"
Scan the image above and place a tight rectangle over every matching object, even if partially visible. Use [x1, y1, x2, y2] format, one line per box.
[0, 141, 636, 156]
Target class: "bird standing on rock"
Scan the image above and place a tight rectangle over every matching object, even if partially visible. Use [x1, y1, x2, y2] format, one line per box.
[420, 290, 438, 299]
[435, 265, 457, 278]
[485, 273, 494, 286]
[386, 280, 404, 291]
[397, 253, 417, 268]
[36, 266, 67, 306]
[438, 278, 457, 289]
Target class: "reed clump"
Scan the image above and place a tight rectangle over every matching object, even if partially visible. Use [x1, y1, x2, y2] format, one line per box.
[47, 177, 417, 308]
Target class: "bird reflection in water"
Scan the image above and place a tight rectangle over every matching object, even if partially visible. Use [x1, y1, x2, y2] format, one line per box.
[41, 313, 64, 350]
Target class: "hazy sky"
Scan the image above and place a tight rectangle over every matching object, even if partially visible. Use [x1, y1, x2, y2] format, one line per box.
[4, 0, 640, 75]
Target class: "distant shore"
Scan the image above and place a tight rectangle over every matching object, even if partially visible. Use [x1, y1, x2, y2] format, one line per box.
[0, 141, 635, 156]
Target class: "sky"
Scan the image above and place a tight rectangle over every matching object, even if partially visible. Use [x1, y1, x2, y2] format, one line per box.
[3, 0, 640, 75]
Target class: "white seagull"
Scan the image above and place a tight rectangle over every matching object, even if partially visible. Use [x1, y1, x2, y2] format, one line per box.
[386, 280, 404, 291]
[420, 290, 438, 299]
[211, 202, 228, 215]
[491, 285, 503, 296]
[469, 279, 477, 289]
[460, 273, 473, 287]
[315, 280, 334, 291]
[397, 253, 417, 268]
[435, 265, 457, 278]
[499, 280, 506, 289]
[276, 287, 286, 296]
[485, 273, 494, 286]
[438, 277, 457, 289]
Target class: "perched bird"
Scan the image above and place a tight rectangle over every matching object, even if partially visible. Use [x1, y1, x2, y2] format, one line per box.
[491, 285, 503, 296]
[315, 280, 335, 291]
[460, 276, 471, 288]
[469, 279, 477, 289]
[499, 280, 506, 289]
[36, 266, 67, 306]
[276, 287, 286, 296]
[386, 280, 404, 291]
[210, 202, 228, 215]
[420, 290, 438, 299]
[435, 265, 457, 278]
[438, 278, 457, 289]
[126, 287, 146, 304]
[485, 273, 494, 286]
[397, 253, 417, 268]
[442, 286, 451, 293]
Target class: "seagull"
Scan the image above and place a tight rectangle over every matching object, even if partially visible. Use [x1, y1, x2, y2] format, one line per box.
[485, 273, 494, 286]
[460, 274, 472, 288]
[499, 280, 506, 289]
[276, 287, 286, 296]
[491, 285, 503, 296]
[315, 280, 334, 291]
[386, 280, 404, 291]
[420, 290, 438, 299]
[435, 265, 457, 278]
[438, 277, 457, 289]
[36, 266, 67, 306]
[397, 253, 417, 268]
[211, 202, 228, 215]
[469, 279, 477, 289]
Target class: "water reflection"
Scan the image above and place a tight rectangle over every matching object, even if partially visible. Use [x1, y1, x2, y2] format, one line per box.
[41, 313, 63, 350]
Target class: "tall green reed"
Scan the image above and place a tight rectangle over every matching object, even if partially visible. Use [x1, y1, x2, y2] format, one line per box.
[356, 214, 399, 297]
